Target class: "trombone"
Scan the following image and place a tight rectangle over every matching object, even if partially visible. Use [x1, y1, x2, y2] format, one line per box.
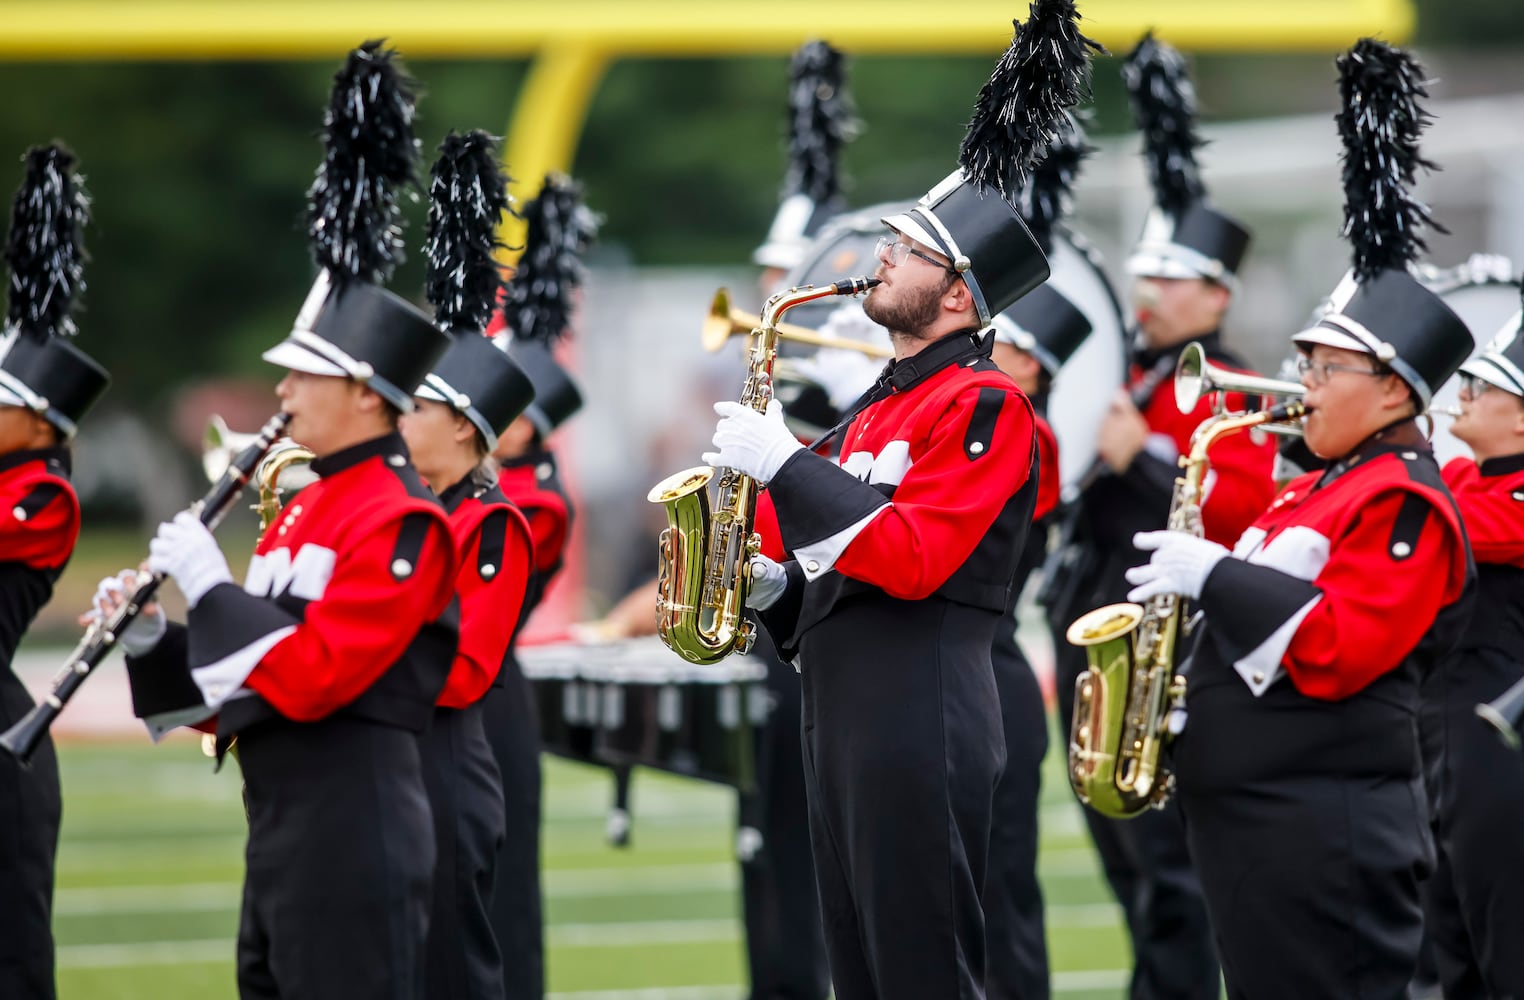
[1175, 342, 1307, 434]
[702, 288, 893, 360]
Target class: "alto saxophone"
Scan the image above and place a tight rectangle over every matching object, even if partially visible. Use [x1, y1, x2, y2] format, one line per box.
[648, 277, 880, 665]
[1066, 399, 1305, 818]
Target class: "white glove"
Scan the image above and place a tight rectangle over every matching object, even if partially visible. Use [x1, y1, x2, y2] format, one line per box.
[702, 399, 804, 484]
[1124, 530, 1230, 602]
[746, 555, 788, 611]
[147, 511, 233, 609]
[86, 569, 167, 656]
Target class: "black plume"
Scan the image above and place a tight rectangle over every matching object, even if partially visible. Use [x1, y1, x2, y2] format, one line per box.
[425, 130, 512, 336]
[1122, 31, 1205, 219]
[5, 144, 89, 342]
[305, 39, 422, 286]
[959, 0, 1103, 203]
[1336, 38, 1442, 281]
[1017, 111, 1094, 253]
[500, 174, 602, 346]
[783, 40, 858, 205]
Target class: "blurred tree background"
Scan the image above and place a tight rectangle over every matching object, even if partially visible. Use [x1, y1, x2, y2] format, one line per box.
[0, 0, 1518, 444]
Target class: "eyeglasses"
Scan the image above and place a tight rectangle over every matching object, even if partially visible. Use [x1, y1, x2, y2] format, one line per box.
[874, 235, 956, 274]
[1295, 356, 1386, 387]
[1459, 374, 1496, 400]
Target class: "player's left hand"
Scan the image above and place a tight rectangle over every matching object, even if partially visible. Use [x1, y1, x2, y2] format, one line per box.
[1125, 530, 1230, 602]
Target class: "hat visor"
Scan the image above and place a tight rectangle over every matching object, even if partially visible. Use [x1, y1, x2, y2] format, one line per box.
[1291, 325, 1371, 355]
[1460, 356, 1524, 396]
[1126, 248, 1209, 281]
[881, 212, 947, 258]
[0, 381, 26, 408]
[261, 339, 348, 377]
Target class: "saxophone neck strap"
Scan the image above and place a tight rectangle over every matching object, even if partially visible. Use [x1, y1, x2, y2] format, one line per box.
[805, 328, 987, 453]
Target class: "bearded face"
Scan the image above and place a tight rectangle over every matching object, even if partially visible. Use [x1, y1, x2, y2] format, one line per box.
[864, 271, 957, 340]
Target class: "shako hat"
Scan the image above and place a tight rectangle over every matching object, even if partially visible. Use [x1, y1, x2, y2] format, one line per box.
[1121, 32, 1251, 288]
[0, 144, 109, 438]
[261, 40, 448, 413]
[1459, 281, 1524, 397]
[487, 173, 600, 437]
[1292, 39, 1472, 410]
[753, 40, 859, 271]
[882, 0, 1101, 326]
[416, 130, 534, 448]
[992, 283, 1092, 378]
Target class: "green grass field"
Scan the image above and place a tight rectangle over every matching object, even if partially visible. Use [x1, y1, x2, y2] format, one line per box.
[50, 726, 1131, 1000]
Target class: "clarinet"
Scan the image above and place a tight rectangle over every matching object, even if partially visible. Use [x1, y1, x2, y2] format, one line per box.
[0, 411, 293, 764]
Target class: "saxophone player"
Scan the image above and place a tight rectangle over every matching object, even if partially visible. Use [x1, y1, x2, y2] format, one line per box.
[1419, 318, 1524, 998]
[701, 10, 1095, 994]
[1048, 35, 1272, 1000]
[1125, 40, 1475, 998]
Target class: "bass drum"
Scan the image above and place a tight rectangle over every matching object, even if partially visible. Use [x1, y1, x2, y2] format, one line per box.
[1417, 256, 1520, 467]
[1043, 231, 1129, 490]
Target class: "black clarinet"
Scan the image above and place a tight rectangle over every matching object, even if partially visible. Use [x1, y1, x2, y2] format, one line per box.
[0, 411, 292, 764]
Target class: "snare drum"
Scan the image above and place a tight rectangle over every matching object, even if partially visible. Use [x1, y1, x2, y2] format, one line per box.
[593, 656, 769, 791]
[517, 637, 769, 791]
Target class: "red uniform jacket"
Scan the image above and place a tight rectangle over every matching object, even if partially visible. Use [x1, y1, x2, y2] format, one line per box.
[0, 447, 79, 669]
[128, 434, 460, 738]
[1177, 434, 1473, 792]
[1033, 412, 1060, 524]
[436, 474, 534, 708]
[759, 330, 1039, 650]
[497, 447, 572, 614]
[1443, 453, 1524, 662]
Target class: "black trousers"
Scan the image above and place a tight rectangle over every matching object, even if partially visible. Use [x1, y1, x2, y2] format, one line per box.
[740, 628, 831, 1000]
[420, 703, 507, 1000]
[236, 719, 435, 1000]
[482, 654, 545, 1000]
[1052, 629, 1220, 1000]
[799, 597, 1004, 1000]
[1179, 771, 1428, 1000]
[1425, 649, 1524, 1000]
[0, 674, 60, 1000]
[985, 638, 1050, 1000]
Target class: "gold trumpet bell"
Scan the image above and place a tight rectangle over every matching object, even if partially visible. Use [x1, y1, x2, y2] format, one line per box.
[701, 288, 893, 360]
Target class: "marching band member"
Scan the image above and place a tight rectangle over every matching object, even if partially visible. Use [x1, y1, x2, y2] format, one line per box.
[1423, 316, 1524, 998]
[979, 109, 1099, 999]
[1126, 39, 1475, 998]
[0, 145, 109, 1000]
[705, 8, 1094, 995]
[1048, 35, 1273, 999]
[112, 44, 461, 999]
[482, 174, 592, 1000]
[402, 131, 538, 1000]
[985, 282, 1091, 1000]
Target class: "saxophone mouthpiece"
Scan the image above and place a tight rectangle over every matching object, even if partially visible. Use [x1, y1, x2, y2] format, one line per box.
[833, 276, 881, 296]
